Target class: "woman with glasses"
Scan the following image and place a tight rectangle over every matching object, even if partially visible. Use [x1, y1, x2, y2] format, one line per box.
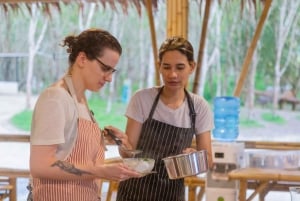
[29, 28, 141, 201]
[116, 36, 214, 201]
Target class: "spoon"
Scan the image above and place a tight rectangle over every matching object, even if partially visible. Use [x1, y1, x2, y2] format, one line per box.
[103, 128, 142, 156]
[140, 171, 157, 177]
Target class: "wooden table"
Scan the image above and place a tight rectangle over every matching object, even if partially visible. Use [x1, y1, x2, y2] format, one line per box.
[228, 168, 300, 201]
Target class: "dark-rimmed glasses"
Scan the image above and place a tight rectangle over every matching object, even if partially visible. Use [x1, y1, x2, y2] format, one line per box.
[95, 58, 117, 74]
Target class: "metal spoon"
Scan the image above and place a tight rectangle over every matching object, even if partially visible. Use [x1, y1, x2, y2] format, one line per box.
[103, 128, 142, 156]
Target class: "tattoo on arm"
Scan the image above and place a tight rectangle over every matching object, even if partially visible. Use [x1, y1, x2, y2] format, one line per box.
[51, 160, 92, 176]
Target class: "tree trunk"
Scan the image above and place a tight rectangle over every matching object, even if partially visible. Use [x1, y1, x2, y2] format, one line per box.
[26, 4, 48, 109]
[272, 0, 300, 112]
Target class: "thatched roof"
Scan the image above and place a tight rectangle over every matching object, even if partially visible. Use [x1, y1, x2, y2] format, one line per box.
[0, 0, 160, 16]
[0, 0, 267, 16]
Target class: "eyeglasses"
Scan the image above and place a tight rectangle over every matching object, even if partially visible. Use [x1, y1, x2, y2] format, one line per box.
[95, 58, 117, 74]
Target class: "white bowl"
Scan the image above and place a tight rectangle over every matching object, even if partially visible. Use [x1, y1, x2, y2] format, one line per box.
[123, 158, 155, 174]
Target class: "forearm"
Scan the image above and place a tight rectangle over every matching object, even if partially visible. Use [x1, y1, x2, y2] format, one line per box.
[30, 145, 102, 180]
[30, 159, 99, 180]
[196, 132, 213, 168]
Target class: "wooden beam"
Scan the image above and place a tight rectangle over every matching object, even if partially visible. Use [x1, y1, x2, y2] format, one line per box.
[145, 0, 160, 86]
[0, 134, 30, 142]
[240, 140, 300, 150]
[192, 0, 211, 93]
[233, 0, 272, 97]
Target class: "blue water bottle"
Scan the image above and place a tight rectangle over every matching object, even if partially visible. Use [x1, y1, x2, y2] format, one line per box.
[213, 96, 240, 141]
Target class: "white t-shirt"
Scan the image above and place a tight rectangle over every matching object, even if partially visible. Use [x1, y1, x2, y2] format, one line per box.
[30, 86, 91, 160]
[125, 87, 214, 135]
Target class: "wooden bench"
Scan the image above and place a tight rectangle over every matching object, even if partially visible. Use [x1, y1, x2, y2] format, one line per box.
[255, 89, 300, 110]
[278, 90, 300, 110]
[255, 90, 273, 107]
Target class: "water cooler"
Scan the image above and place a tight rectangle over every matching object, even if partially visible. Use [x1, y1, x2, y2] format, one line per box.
[205, 96, 245, 201]
[206, 141, 245, 201]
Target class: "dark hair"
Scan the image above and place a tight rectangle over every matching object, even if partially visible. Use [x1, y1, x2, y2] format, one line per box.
[158, 36, 194, 62]
[61, 28, 122, 65]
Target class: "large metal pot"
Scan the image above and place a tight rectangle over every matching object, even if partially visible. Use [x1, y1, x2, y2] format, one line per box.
[162, 150, 208, 179]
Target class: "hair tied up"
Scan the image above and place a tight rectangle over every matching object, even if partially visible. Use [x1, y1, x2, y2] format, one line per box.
[67, 47, 72, 53]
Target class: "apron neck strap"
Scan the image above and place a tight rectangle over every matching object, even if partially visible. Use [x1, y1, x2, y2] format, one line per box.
[64, 75, 78, 101]
[148, 87, 163, 119]
[184, 88, 196, 134]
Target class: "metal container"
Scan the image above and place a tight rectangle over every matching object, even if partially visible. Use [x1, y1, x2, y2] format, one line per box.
[162, 150, 208, 179]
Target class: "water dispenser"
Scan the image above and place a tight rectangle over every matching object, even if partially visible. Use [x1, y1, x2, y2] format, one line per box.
[213, 96, 240, 141]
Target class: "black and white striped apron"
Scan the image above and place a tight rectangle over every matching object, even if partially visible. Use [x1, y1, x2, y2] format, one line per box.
[117, 87, 196, 201]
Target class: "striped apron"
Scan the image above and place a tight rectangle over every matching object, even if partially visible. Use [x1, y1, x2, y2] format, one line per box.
[117, 87, 196, 201]
[32, 77, 105, 201]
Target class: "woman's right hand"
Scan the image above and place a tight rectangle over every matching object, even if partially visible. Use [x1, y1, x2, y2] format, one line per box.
[98, 162, 141, 181]
[103, 126, 132, 149]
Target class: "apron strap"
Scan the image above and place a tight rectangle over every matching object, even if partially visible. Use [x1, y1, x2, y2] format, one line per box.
[148, 87, 164, 120]
[64, 75, 79, 119]
[184, 88, 196, 135]
[64, 75, 107, 150]
[64, 75, 96, 122]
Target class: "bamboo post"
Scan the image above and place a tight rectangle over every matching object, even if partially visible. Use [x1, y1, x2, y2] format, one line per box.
[192, 0, 211, 93]
[145, 0, 160, 86]
[182, 0, 188, 39]
[233, 0, 272, 97]
[171, 0, 176, 36]
[167, 0, 171, 35]
[167, 0, 188, 38]
[176, 0, 182, 37]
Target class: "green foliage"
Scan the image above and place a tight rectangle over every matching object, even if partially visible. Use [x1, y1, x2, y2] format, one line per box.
[88, 97, 127, 130]
[11, 110, 33, 131]
[261, 112, 286, 124]
[240, 118, 264, 128]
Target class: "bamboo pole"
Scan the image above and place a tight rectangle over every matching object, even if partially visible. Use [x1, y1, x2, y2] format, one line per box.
[176, 0, 179, 36]
[233, 0, 272, 97]
[145, 0, 160, 86]
[182, 0, 188, 39]
[192, 0, 212, 93]
[167, 0, 188, 38]
[171, 0, 176, 36]
[176, 0, 184, 37]
[167, 0, 172, 36]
